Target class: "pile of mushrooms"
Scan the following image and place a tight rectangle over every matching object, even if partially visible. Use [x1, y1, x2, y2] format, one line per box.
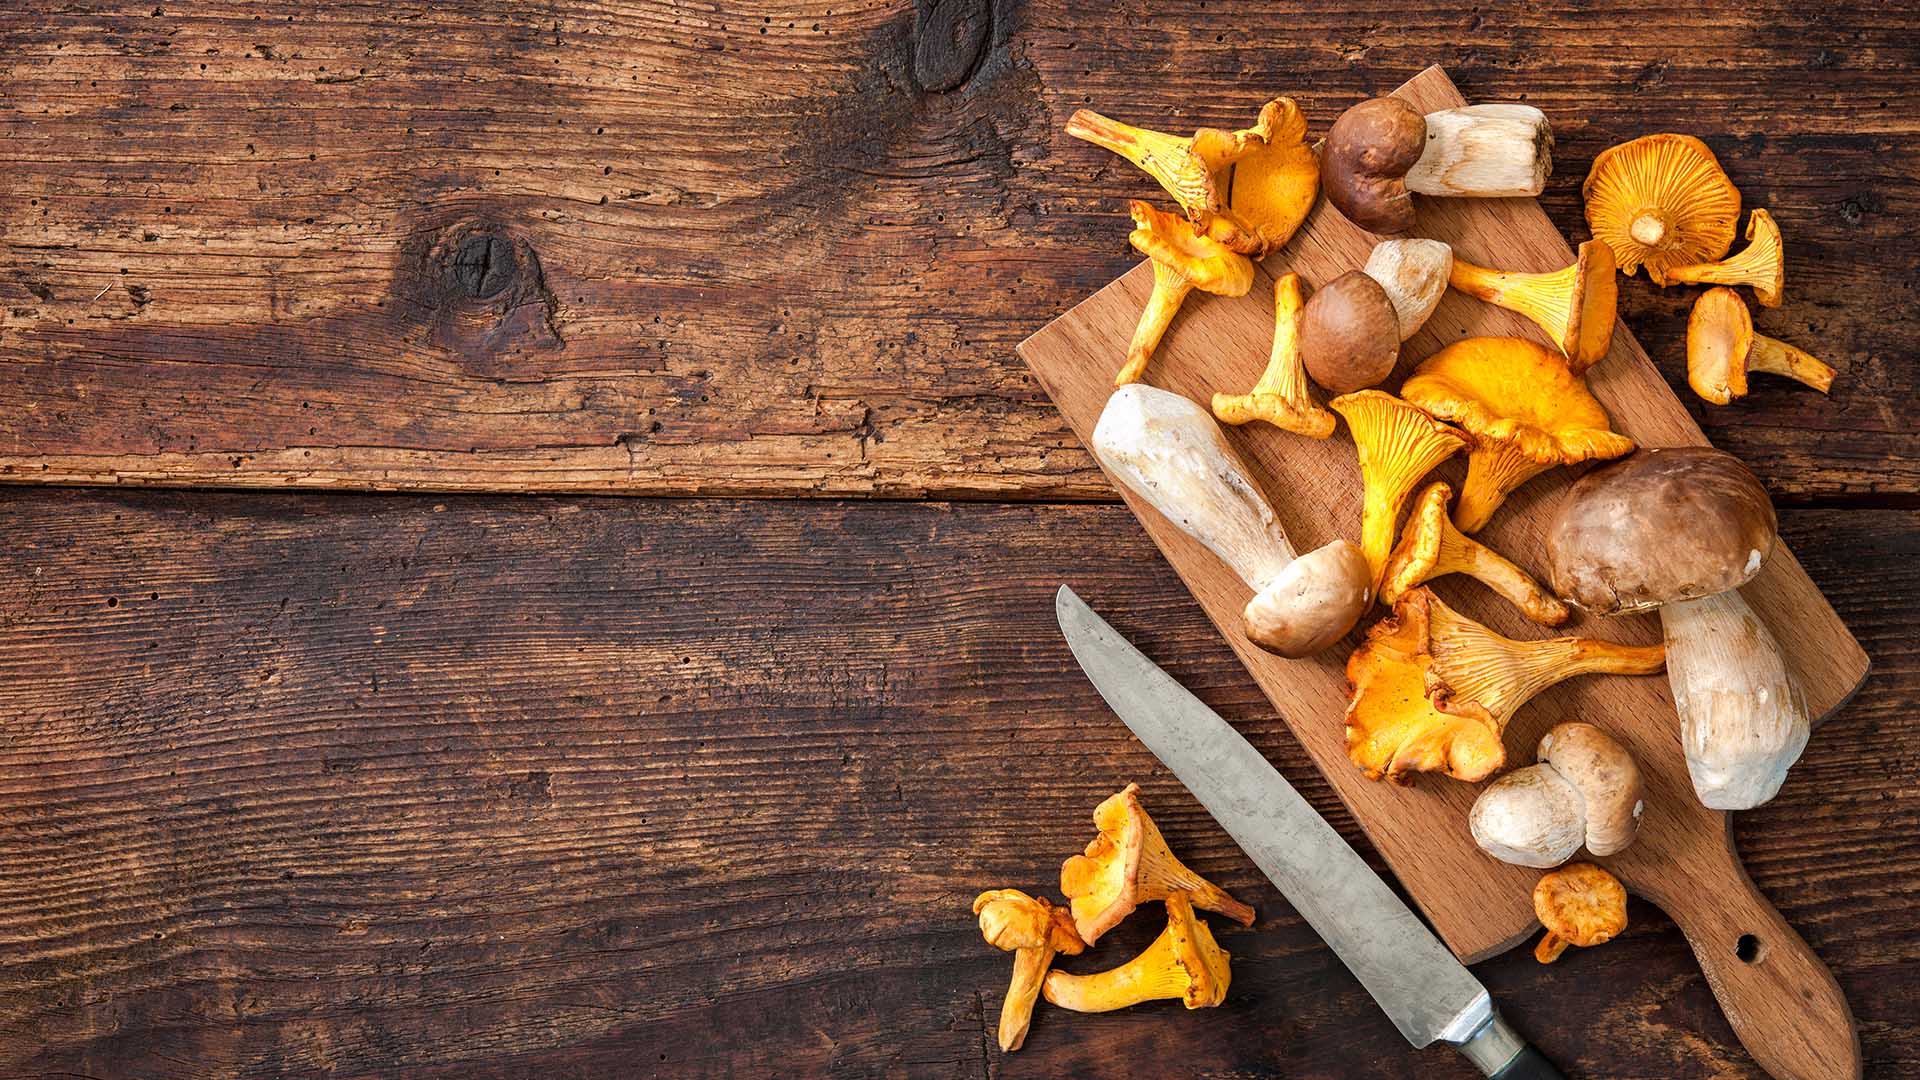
[971, 784, 1251, 1051]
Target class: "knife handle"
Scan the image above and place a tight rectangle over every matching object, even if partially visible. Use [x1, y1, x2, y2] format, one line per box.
[1459, 1012, 1565, 1079]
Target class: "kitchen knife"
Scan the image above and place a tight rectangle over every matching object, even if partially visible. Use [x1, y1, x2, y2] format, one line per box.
[1057, 585, 1563, 1079]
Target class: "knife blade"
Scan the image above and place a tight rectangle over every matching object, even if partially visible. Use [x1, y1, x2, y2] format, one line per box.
[1056, 585, 1562, 1079]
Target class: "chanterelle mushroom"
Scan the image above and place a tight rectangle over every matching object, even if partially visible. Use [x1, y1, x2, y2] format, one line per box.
[1363, 238, 1453, 342]
[1059, 783, 1255, 945]
[1300, 271, 1402, 394]
[1532, 862, 1628, 963]
[1545, 448, 1809, 809]
[1380, 481, 1569, 627]
[973, 889, 1085, 1051]
[1211, 273, 1336, 439]
[1344, 588, 1665, 784]
[1686, 286, 1835, 406]
[1322, 97, 1551, 234]
[1470, 721, 1644, 867]
[1401, 337, 1634, 534]
[1447, 240, 1619, 372]
[1066, 98, 1320, 257]
[1584, 134, 1740, 285]
[1043, 893, 1231, 1012]
[1118, 200, 1255, 386]
[1328, 391, 1466, 591]
[1094, 384, 1371, 658]
[1668, 208, 1784, 307]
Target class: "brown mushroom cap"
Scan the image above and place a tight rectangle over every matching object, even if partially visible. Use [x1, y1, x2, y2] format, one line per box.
[1300, 271, 1401, 394]
[1322, 97, 1426, 234]
[1538, 722, 1643, 857]
[1544, 447, 1777, 615]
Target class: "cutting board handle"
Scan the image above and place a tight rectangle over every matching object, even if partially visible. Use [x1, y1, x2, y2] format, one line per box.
[1647, 833, 1860, 1080]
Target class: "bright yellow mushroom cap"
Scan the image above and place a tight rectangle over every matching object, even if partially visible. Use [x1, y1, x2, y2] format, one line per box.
[1532, 862, 1628, 963]
[1448, 240, 1619, 372]
[1583, 133, 1740, 286]
[1668, 208, 1784, 307]
[1117, 200, 1255, 386]
[1401, 337, 1634, 533]
[1059, 783, 1255, 946]
[1327, 390, 1467, 590]
[1042, 892, 1232, 1012]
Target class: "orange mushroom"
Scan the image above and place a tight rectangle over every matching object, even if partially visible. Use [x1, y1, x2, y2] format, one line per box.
[973, 889, 1086, 1051]
[1327, 391, 1467, 590]
[1583, 134, 1741, 285]
[1042, 893, 1232, 1012]
[1212, 273, 1336, 438]
[1447, 240, 1619, 372]
[1060, 783, 1255, 945]
[1380, 482, 1569, 626]
[1532, 862, 1629, 963]
[1668, 208, 1784, 307]
[1686, 286, 1835, 405]
[1117, 200, 1254, 386]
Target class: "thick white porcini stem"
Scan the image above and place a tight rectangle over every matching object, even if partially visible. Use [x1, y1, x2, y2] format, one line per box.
[1663, 589, 1810, 810]
[1404, 104, 1552, 198]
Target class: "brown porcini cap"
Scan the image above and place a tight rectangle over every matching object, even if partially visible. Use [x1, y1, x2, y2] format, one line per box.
[1321, 97, 1427, 234]
[1300, 271, 1401, 394]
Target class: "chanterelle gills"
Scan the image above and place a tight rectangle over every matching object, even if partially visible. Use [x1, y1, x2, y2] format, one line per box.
[1059, 783, 1254, 945]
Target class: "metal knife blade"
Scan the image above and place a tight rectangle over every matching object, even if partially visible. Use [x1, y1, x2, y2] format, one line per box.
[1056, 586, 1553, 1077]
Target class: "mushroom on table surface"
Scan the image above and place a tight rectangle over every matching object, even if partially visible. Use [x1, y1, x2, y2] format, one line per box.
[1379, 481, 1570, 627]
[1545, 447, 1810, 810]
[1447, 240, 1619, 372]
[1043, 893, 1232, 1013]
[1686, 286, 1836, 406]
[1327, 390, 1467, 591]
[1532, 863, 1629, 963]
[1093, 384, 1371, 658]
[1668, 208, 1785, 306]
[1321, 97, 1552, 234]
[973, 889, 1086, 1052]
[1584, 133, 1740, 285]
[1116, 200, 1254, 387]
[1059, 783, 1254, 946]
[1299, 270, 1404, 394]
[1470, 721, 1644, 868]
[1211, 272, 1336, 438]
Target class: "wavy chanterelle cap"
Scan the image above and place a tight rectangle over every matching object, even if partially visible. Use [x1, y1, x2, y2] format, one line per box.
[1059, 783, 1254, 946]
[1531, 862, 1628, 963]
[972, 889, 1085, 1051]
[1583, 133, 1740, 285]
[1068, 99, 1319, 257]
[1668, 208, 1784, 307]
[1043, 893, 1232, 1012]
[1117, 200, 1254, 386]
[1685, 286, 1834, 406]
[1401, 337, 1634, 533]
[1211, 273, 1335, 438]
[1448, 240, 1619, 372]
[1380, 481, 1569, 626]
[1344, 588, 1665, 784]
[1327, 391, 1467, 591]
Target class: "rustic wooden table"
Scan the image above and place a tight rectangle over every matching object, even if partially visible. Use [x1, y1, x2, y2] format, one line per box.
[2, 3, 1915, 1077]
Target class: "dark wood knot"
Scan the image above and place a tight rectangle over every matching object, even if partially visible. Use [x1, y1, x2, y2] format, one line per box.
[415, 223, 563, 359]
[447, 233, 518, 299]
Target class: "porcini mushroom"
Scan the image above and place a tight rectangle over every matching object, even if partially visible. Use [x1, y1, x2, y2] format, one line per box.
[1066, 98, 1320, 257]
[1685, 286, 1836, 406]
[1583, 134, 1740, 285]
[1401, 337, 1634, 533]
[1532, 862, 1628, 963]
[1300, 271, 1402, 394]
[1545, 448, 1810, 809]
[1447, 240, 1619, 371]
[1363, 238, 1453, 341]
[973, 889, 1086, 1051]
[1344, 588, 1665, 784]
[1322, 98, 1551, 233]
[1470, 721, 1644, 867]
[1117, 200, 1255, 386]
[1211, 273, 1336, 438]
[1668, 208, 1785, 306]
[1094, 384, 1371, 658]
[1380, 481, 1570, 627]
[1043, 893, 1231, 1012]
[1059, 782, 1255, 945]
[1328, 391, 1467, 590]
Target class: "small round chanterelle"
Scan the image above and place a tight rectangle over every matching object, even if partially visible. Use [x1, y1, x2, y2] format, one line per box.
[1093, 384, 1371, 658]
[1470, 721, 1643, 868]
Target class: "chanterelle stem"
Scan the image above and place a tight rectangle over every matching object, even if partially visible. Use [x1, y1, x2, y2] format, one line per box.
[1629, 210, 1669, 248]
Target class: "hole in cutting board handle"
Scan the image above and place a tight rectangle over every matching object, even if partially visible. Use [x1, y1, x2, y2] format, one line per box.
[1736, 933, 1765, 964]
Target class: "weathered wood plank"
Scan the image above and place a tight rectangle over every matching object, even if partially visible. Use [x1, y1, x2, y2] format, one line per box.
[2, 2, 1915, 500]
[0, 490, 1910, 1077]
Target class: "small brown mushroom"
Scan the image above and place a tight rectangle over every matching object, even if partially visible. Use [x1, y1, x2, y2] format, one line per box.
[1300, 271, 1402, 394]
[1321, 97, 1427, 233]
[1470, 722, 1644, 867]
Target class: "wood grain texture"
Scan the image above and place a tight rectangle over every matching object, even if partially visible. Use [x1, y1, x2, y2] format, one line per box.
[2, 2, 1916, 499]
[0, 489, 1911, 1079]
[1023, 61, 1865, 986]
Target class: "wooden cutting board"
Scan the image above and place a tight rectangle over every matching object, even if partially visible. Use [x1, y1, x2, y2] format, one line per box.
[1019, 66, 1868, 1080]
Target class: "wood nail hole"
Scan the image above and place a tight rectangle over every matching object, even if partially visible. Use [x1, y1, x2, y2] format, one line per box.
[1736, 934, 1764, 964]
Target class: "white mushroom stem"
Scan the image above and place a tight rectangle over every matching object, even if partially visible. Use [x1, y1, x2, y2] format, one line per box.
[1092, 384, 1369, 658]
[1405, 104, 1551, 199]
[1362, 239, 1452, 341]
[1663, 589, 1810, 810]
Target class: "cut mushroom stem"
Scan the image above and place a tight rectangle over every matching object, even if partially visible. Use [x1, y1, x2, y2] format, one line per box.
[1668, 209, 1785, 307]
[1686, 287, 1835, 405]
[1328, 391, 1467, 591]
[1362, 239, 1453, 342]
[973, 889, 1086, 1051]
[1404, 104, 1553, 198]
[1448, 240, 1619, 371]
[1043, 893, 1231, 1012]
[1094, 384, 1371, 657]
[1381, 482, 1569, 626]
[1665, 589, 1810, 810]
[1212, 273, 1336, 438]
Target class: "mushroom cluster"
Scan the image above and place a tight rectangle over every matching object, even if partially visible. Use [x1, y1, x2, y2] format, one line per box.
[970, 784, 1251, 1051]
